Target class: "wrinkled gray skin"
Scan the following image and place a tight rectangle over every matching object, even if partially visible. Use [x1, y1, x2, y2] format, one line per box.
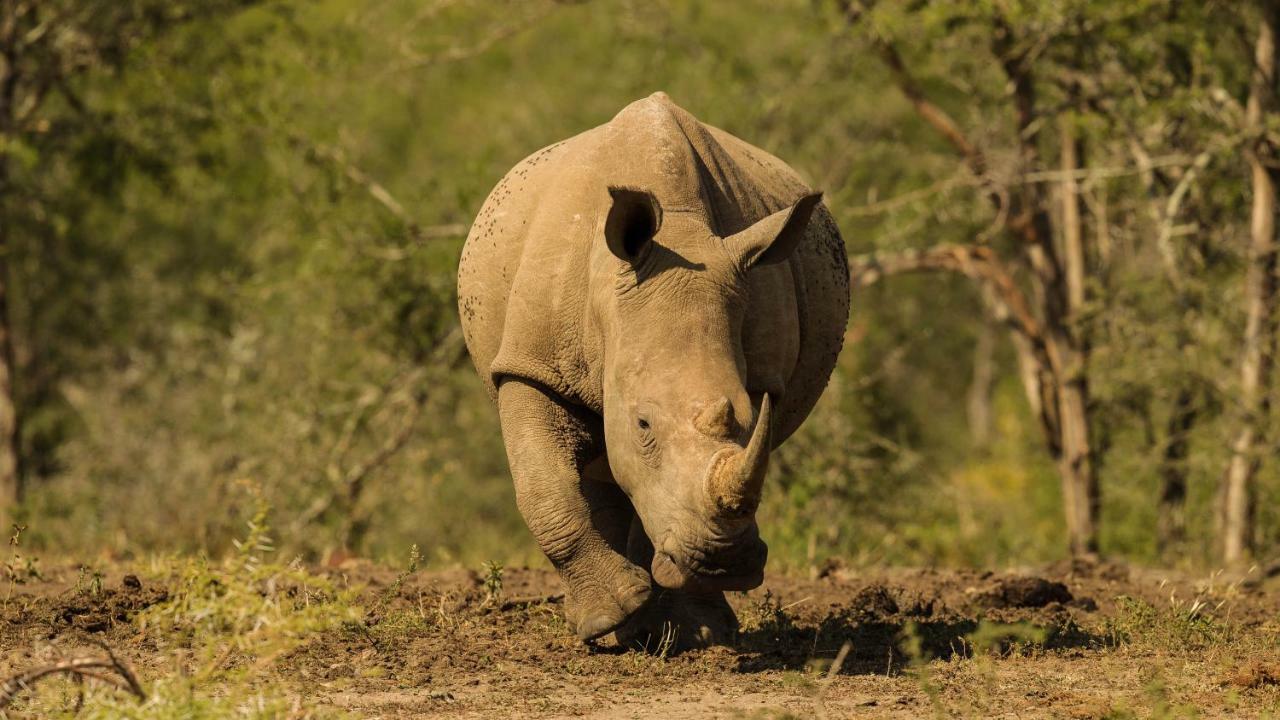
[458, 93, 849, 648]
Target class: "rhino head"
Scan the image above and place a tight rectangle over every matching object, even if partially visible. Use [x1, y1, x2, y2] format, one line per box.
[594, 186, 821, 592]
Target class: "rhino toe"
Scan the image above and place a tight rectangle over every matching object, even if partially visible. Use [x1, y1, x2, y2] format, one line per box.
[576, 609, 624, 641]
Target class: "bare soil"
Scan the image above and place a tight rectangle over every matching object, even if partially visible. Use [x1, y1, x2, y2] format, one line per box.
[3, 559, 1279, 718]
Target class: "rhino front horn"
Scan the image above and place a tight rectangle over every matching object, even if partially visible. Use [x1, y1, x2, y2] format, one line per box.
[705, 394, 772, 519]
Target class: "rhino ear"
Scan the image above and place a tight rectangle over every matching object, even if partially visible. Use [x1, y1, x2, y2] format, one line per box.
[725, 192, 823, 268]
[604, 186, 662, 263]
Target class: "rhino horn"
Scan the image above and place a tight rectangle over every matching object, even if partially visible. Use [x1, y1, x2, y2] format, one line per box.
[706, 394, 772, 520]
[693, 396, 736, 440]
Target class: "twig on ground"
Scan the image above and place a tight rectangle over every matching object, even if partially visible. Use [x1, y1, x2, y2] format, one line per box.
[0, 644, 146, 712]
[499, 593, 564, 611]
[815, 640, 854, 720]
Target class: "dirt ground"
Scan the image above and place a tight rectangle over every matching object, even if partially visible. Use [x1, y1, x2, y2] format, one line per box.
[3, 558, 1279, 718]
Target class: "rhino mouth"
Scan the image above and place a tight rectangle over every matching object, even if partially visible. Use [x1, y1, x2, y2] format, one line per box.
[650, 536, 768, 591]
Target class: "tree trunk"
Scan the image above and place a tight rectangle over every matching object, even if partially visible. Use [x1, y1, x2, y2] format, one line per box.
[0, 228, 17, 515]
[0, 8, 23, 525]
[1053, 118, 1098, 557]
[967, 320, 996, 448]
[1158, 385, 1197, 556]
[852, 7, 1102, 556]
[1039, 120, 1100, 550]
[1221, 4, 1279, 567]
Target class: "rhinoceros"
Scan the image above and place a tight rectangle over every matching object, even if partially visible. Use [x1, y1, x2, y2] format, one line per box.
[457, 92, 849, 647]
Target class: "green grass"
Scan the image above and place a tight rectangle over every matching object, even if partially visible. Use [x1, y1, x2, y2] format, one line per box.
[7, 507, 361, 718]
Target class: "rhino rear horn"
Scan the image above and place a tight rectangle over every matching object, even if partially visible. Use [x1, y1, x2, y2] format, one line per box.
[725, 192, 822, 269]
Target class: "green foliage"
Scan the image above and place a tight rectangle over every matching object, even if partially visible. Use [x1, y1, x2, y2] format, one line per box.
[482, 560, 505, 605]
[135, 505, 362, 668]
[738, 589, 795, 637]
[71, 676, 334, 720]
[4, 0, 1277, 571]
[8, 507, 355, 718]
[1099, 669, 1205, 720]
[963, 620, 1049, 655]
[3, 523, 41, 593]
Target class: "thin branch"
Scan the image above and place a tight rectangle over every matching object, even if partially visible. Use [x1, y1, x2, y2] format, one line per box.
[851, 244, 1044, 351]
[1020, 154, 1192, 183]
[846, 155, 1194, 220]
[89, 639, 145, 701]
[850, 242, 1063, 444]
[293, 327, 468, 533]
[839, 0, 1007, 218]
[1155, 149, 1213, 287]
[325, 366, 419, 484]
[391, 1, 559, 73]
[844, 172, 969, 217]
[291, 134, 413, 224]
[0, 648, 146, 710]
[290, 134, 469, 251]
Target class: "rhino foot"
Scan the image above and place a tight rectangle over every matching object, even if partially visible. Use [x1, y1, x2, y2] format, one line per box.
[614, 588, 738, 653]
[565, 568, 653, 642]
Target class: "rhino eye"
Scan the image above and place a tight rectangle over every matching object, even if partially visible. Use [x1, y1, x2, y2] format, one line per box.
[637, 418, 651, 431]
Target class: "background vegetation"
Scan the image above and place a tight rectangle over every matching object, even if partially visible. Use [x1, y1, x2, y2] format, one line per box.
[3, 0, 1279, 573]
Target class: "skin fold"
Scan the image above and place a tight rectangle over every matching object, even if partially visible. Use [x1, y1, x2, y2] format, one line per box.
[458, 92, 849, 648]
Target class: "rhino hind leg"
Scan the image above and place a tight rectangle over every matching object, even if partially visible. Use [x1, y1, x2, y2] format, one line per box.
[497, 379, 652, 641]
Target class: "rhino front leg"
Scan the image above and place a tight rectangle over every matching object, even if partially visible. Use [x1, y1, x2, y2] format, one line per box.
[498, 379, 652, 641]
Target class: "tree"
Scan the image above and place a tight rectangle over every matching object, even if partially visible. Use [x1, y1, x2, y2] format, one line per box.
[1221, 1, 1280, 567]
[842, 0, 1102, 556]
[0, 0, 257, 525]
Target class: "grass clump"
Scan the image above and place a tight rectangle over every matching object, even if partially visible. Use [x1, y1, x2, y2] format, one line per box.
[4, 523, 42, 593]
[69, 676, 316, 720]
[137, 505, 361, 662]
[738, 589, 796, 637]
[48, 503, 362, 718]
[1104, 595, 1231, 652]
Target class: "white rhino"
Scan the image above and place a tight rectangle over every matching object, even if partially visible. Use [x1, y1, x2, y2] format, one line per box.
[457, 92, 849, 647]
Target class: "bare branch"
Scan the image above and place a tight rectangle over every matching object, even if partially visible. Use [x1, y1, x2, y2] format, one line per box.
[290, 134, 471, 253]
[1020, 154, 1192, 183]
[0, 647, 146, 710]
[1155, 149, 1213, 287]
[291, 134, 413, 224]
[293, 327, 469, 534]
[391, 1, 560, 73]
[844, 171, 969, 218]
[850, 244, 1042, 348]
[839, 0, 1007, 218]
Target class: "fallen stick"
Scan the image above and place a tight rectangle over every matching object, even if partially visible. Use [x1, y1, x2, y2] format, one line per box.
[500, 593, 564, 610]
[0, 644, 146, 712]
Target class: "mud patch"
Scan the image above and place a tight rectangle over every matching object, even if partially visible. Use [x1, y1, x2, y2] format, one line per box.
[4, 562, 1280, 718]
[1, 572, 168, 642]
[1224, 662, 1280, 689]
[847, 584, 900, 618]
[976, 576, 1073, 609]
[47, 581, 169, 635]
